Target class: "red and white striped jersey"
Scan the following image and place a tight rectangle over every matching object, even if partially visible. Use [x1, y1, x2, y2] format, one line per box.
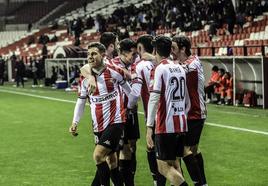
[110, 56, 135, 108]
[79, 64, 128, 132]
[183, 56, 207, 120]
[131, 59, 155, 119]
[150, 59, 189, 134]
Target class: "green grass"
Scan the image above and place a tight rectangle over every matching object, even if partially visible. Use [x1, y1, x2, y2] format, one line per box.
[1, 84, 268, 186]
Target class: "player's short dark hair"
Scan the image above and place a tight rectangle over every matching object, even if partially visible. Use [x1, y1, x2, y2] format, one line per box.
[172, 35, 191, 56]
[219, 68, 225, 74]
[212, 65, 219, 72]
[119, 38, 136, 53]
[100, 32, 117, 49]
[88, 42, 106, 53]
[152, 35, 172, 57]
[137, 35, 154, 53]
[225, 71, 232, 78]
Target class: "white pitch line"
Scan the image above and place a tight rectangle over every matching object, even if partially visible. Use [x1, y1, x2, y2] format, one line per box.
[0, 89, 76, 104]
[206, 122, 268, 136]
[1, 88, 268, 136]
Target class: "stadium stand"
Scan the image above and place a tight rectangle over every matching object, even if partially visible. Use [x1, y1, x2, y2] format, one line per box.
[1, 0, 268, 59]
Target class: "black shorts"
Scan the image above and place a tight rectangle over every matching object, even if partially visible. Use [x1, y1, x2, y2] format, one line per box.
[94, 123, 124, 152]
[155, 133, 185, 160]
[185, 119, 205, 146]
[124, 112, 140, 143]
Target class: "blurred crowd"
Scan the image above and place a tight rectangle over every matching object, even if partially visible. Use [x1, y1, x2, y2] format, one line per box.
[92, 0, 268, 35]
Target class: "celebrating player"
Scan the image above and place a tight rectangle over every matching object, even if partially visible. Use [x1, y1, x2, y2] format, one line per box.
[69, 42, 131, 186]
[146, 36, 190, 186]
[128, 34, 167, 185]
[172, 35, 207, 186]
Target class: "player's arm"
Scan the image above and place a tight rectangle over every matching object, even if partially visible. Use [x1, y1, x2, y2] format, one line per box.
[185, 84, 191, 115]
[69, 79, 88, 136]
[127, 65, 143, 109]
[146, 66, 162, 149]
[109, 64, 132, 95]
[80, 64, 96, 94]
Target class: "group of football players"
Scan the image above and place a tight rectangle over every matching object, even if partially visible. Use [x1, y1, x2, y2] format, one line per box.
[69, 32, 208, 186]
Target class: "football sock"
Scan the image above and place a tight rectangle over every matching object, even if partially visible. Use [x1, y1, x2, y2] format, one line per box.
[91, 169, 100, 186]
[110, 167, 124, 186]
[147, 151, 166, 186]
[119, 159, 134, 186]
[130, 152, 137, 174]
[96, 162, 110, 186]
[183, 154, 203, 185]
[195, 153, 207, 184]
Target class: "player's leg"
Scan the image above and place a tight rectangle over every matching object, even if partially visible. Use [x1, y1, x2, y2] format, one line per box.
[155, 133, 188, 186]
[183, 146, 203, 186]
[129, 112, 140, 178]
[119, 112, 139, 186]
[93, 145, 111, 186]
[147, 149, 166, 186]
[91, 170, 100, 186]
[157, 160, 187, 186]
[93, 124, 124, 186]
[119, 143, 134, 186]
[147, 128, 166, 185]
[107, 152, 123, 186]
[186, 119, 207, 185]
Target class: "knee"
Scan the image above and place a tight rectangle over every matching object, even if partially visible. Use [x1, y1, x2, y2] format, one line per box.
[93, 151, 106, 164]
[120, 144, 132, 160]
[157, 160, 168, 177]
[106, 154, 118, 169]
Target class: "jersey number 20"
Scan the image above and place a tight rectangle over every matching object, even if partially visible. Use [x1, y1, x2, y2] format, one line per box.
[170, 76, 185, 101]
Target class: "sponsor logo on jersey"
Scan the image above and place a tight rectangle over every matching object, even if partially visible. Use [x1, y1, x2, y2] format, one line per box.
[90, 90, 118, 103]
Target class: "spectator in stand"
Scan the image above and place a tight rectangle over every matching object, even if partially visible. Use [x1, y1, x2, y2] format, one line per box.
[205, 65, 220, 103]
[42, 44, 48, 59]
[15, 58, 25, 88]
[224, 1, 236, 34]
[27, 23, 32, 32]
[50, 34, 58, 42]
[0, 56, 5, 85]
[85, 15, 94, 29]
[236, 11, 246, 30]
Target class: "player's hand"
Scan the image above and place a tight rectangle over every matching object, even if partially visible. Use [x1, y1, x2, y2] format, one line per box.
[87, 75, 96, 94]
[146, 127, 154, 149]
[122, 69, 131, 80]
[69, 123, 78, 137]
[80, 64, 96, 94]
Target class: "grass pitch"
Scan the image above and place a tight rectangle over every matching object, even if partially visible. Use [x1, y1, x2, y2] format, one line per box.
[0, 84, 268, 186]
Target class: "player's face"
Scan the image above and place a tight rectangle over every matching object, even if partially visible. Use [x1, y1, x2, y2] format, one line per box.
[171, 42, 179, 60]
[87, 47, 103, 68]
[122, 48, 137, 64]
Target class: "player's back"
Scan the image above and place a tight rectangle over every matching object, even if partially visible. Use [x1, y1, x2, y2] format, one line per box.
[152, 59, 188, 134]
[133, 59, 155, 118]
